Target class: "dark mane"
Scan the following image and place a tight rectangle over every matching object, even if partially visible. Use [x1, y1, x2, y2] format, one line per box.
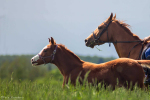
[58, 44, 82, 62]
[112, 17, 141, 40]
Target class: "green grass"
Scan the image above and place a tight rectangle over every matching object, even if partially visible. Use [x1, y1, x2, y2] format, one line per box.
[0, 69, 150, 100]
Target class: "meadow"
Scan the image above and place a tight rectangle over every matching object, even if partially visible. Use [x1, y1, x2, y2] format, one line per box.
[1, 69, 150, 100]
[0, 55, 150, 100]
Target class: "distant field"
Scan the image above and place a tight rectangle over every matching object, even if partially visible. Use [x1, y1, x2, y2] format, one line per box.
[0, 69, 150, 100]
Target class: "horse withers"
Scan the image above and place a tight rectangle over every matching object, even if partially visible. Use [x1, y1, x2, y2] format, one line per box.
[31, 37, 150, 89]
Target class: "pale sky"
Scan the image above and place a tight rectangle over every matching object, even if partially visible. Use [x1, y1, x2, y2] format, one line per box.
[0, 0, 150, 58]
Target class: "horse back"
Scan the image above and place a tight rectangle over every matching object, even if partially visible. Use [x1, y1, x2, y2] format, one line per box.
[84, 58, 145, 87]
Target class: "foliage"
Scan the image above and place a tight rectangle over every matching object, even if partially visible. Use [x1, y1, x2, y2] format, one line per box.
[0, 55, 53, 81]
[78, 55, 115, 64]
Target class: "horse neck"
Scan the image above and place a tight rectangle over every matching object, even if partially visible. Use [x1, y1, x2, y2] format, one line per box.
[110, 22, 142, 59]
[53, 45, 83, 76]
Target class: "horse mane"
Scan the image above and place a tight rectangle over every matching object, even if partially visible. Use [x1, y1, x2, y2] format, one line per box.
[58, 44, 83, 62]
[112, 17, 141, 40]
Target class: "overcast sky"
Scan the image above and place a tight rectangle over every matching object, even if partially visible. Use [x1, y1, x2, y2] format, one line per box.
[0, 0, 150, 58]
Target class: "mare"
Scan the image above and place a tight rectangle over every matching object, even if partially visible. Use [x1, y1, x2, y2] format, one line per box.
[85, 13, 149, 60]
[31, 37, 150, 89]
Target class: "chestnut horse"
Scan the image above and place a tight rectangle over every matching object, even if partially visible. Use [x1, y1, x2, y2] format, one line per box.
[85, 13, 150, 60]
[31, 37, 150, 89]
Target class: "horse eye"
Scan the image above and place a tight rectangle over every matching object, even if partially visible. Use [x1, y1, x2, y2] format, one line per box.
[44, 49, 47, 52]
[98, 26, 102, 29]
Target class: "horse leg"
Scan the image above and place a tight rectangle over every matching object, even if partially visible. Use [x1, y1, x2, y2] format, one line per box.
[62, 76, 69, 88]
[144, 74, 149, 90]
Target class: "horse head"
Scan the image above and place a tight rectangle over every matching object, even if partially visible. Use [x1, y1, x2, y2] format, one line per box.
[31, 37, 57, 66]
[85, 13, 116, 48]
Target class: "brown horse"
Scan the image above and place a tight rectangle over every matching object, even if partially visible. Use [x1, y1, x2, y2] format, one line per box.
[85, 13, 150, 60]
[31, 37, 150, 89]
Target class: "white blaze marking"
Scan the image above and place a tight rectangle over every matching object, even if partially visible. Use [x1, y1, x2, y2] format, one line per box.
[31, 45, 48, 62]
[32, 54, 39, 62]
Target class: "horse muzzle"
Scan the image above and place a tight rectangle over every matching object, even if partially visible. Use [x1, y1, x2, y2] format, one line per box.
[85, 39, 90, 46]
[85, 39, 95, 48]
[31, 54, 39, 66]
[31, 61, 38, 66]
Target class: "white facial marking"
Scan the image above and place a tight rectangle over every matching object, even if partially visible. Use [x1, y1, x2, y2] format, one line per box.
[31, 45, 48, 64]
[32, 54, 39, 62]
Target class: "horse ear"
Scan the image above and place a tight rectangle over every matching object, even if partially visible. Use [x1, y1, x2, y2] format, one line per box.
[109, 13, 113, 21]
[113, 13, 116, 19]
[50, 37, 56, 45]
[48, 38, 51, 43]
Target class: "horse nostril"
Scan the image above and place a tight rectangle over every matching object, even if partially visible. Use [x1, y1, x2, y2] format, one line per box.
[85, 39, 88, 43]
[31, 58, 34, 62]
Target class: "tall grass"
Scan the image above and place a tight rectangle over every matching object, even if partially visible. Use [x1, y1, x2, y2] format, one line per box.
[0, 69, 150, 100]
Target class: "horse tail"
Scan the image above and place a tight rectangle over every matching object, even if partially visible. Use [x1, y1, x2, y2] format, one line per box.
[137, 60, 150, 69]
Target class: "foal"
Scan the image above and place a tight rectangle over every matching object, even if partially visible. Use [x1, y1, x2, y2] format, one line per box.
[31, 37, 150, 89]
